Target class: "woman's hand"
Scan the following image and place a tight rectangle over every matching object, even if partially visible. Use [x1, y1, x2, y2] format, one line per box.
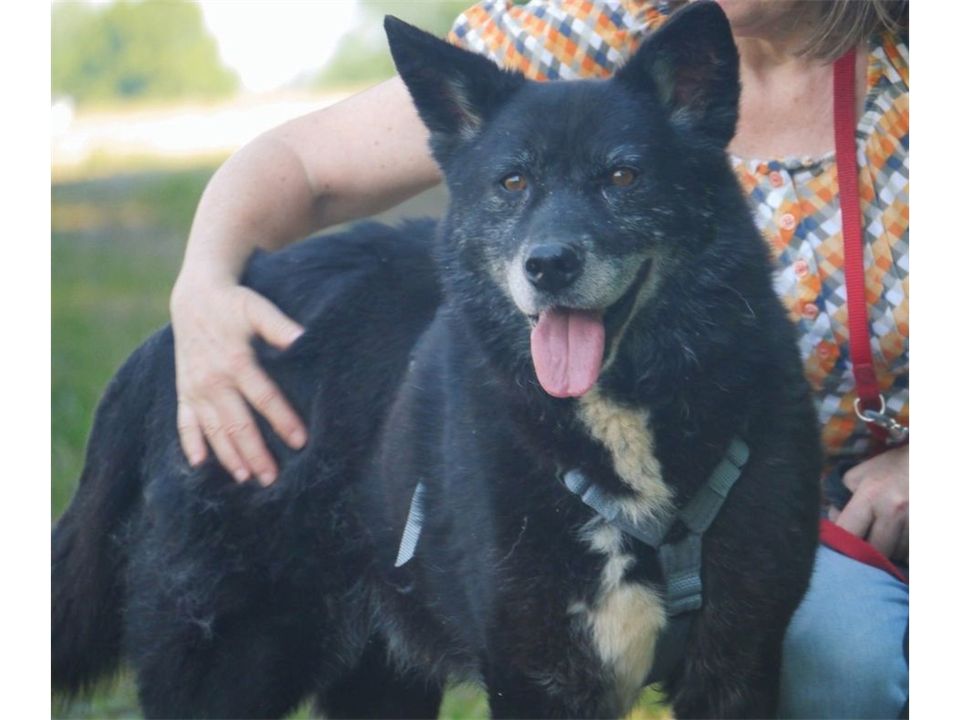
[831, 445, 909, 563]
[168, 76, 441, 485]
[170, 278, 307, 485]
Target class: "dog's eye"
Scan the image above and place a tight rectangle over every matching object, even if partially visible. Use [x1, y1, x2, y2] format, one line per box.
[608, 168, 638, 188]
[501, 174, 528, 192]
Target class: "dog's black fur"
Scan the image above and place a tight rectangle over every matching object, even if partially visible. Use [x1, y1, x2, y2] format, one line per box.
[53, 4, 821, 718]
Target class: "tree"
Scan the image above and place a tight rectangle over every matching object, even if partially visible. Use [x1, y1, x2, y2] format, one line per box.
[52, 0, 238, 106]
[314, 0, 468, 89]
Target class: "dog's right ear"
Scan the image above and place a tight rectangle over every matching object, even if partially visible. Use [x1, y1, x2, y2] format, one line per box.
[385, 16, 525, 162]
[615, 1, 740, 149]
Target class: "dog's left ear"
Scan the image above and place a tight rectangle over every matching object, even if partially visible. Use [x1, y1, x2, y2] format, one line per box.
[385, 16, 525, 162]
[616, 1, 740, 149]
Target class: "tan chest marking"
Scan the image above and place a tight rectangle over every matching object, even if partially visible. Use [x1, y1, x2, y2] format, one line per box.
[573, 522, 668, 712]
[576, 390, 674, 522]
[573, 392, 673, 710]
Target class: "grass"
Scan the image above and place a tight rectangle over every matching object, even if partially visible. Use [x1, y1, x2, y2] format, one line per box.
[51, 163, 671, 719]
[52, 166, 209, 717]
[52, 166, 213, 517]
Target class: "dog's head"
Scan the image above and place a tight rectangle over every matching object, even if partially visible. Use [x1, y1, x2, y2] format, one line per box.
[386, 2, 740, 399]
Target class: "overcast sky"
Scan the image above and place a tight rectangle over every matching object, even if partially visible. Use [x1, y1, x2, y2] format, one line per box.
[197, 1, 362, 92]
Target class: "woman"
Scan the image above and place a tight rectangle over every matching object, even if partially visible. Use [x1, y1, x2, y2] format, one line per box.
[169, 1, 908, 716]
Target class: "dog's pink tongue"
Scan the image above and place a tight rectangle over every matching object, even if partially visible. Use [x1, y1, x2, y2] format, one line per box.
[531, 308, 605, 398]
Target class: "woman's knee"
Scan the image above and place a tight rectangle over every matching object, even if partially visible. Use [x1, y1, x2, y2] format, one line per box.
[779, 546, 908, 719]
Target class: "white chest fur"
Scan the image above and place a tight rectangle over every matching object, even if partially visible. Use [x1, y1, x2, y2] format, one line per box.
[572, 391, 674, 710]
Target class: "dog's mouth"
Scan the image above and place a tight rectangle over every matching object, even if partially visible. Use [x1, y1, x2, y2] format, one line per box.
[528, 258, 653, 398]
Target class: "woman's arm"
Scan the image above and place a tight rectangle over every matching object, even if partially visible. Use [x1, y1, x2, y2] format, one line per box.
[170, 76, 441, 485]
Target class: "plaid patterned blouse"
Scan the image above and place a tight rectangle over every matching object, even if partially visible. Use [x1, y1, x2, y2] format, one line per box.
[449, 0, 909, 465]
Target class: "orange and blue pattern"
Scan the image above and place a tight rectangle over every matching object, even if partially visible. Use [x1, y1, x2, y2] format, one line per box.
[449, 0, 909, 464]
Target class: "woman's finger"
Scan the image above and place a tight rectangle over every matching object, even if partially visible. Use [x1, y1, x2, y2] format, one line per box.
[176, 401, 208, 467]
[196, 401, 252, 483]
[865, 510, 903, 559]
[235, 361, 307, 449]
[835, 489, 875, 539]
[243, 291, 304, 350]
[210, 390, 279, 485]
[841, 462, 866, 492]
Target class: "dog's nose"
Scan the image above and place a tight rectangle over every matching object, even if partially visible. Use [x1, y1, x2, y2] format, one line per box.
[524, 244, 583, 292]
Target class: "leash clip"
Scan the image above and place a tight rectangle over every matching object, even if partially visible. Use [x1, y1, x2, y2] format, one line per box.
[854, 396, 908, 443]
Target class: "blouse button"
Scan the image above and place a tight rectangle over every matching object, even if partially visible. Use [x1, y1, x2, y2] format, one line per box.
[779, 213, 796, 231]
[802, 302, 819, 320]
[793, 259, 809, 277]
[770, 171, 784, 188]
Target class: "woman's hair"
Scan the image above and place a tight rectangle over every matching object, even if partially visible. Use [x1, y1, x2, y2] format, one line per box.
[799, 1, 908, 61]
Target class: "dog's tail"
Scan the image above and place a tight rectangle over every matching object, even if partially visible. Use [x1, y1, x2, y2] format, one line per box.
[52, 343, 156, 696]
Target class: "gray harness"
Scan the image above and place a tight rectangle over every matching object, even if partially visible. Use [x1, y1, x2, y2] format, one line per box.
[393, 436, 749, 685]
[562, 436, 749, 683]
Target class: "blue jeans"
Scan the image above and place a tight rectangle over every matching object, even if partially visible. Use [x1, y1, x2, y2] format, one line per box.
[779, 546, 909, 719]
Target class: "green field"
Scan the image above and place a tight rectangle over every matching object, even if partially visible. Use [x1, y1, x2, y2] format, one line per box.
[52, 165, 208, 718]
[52, 167, 209, 516]
[51, 164, 669, 719]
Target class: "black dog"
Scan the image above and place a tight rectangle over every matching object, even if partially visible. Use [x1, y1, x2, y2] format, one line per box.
[53, 4, 820, 717]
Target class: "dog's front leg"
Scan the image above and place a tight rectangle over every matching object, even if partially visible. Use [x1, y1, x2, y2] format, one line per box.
[667, 623, 783, 719]
[483, 657, 614, 719]
[484, 670, 582, 719]
[485, 675, 558, 719]
[663, 549, 795, 720]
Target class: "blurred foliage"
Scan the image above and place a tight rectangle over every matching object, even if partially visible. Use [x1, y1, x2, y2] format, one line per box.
[52, 0, 238, 106]
[315, 0, 468, 88]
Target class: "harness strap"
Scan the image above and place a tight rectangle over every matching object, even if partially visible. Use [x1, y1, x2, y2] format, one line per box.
[562, 468, 672, 548]
[564, 435, 749, 687]
[392, 436, 749, 688]
[679, 436, 749, 533]
[394, 482, 427, 568]
[564, 436, 749, 617]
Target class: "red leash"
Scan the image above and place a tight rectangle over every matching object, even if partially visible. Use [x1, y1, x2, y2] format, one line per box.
[832, 49, 908, 447]
[819, 50, 907, 583]
[820, 519, 906, 584]
[834, 51, 880, 414]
